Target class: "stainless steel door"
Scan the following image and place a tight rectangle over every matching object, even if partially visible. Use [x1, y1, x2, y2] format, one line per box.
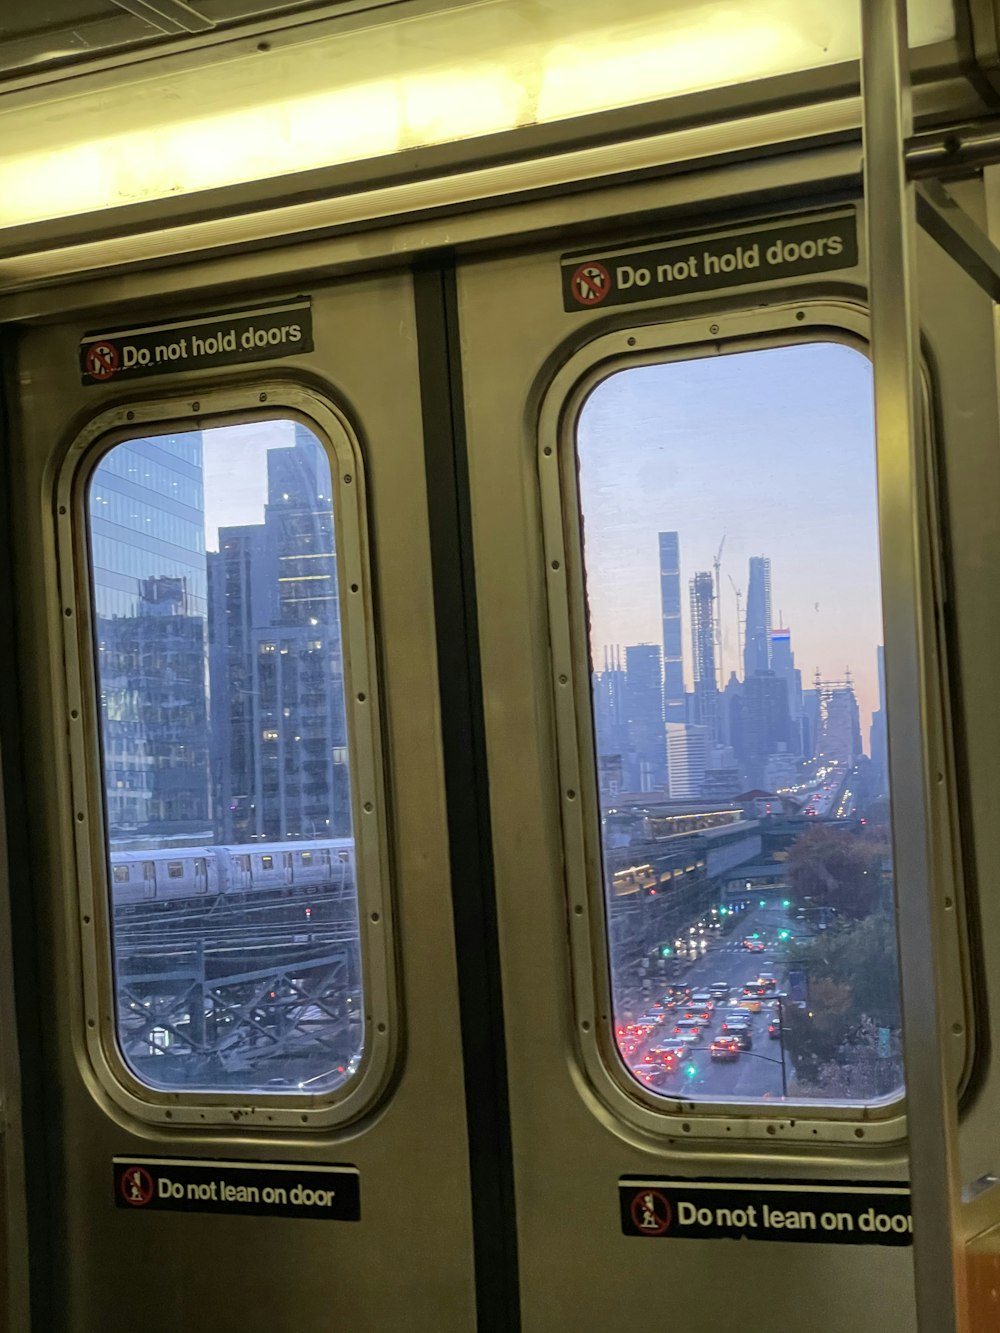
[457, 175, 995, 1331]
[2, 271, 482, 1331]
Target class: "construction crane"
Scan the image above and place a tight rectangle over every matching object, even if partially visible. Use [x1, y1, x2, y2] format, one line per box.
[728, 573, 743, 671]
[713, 535, 726, 687]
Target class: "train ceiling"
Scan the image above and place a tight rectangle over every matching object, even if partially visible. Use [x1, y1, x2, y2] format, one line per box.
[0, 0, 400, 84]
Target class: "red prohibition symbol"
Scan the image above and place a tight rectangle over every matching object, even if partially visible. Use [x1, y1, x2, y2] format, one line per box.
[630, 1188, 672, 1235]
[570, 261, 612, 305]
[85, 341, 120, 381]
[120, 1165, 154, 1207]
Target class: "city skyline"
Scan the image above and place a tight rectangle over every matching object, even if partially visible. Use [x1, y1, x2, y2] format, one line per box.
[576, 341, 884, 739]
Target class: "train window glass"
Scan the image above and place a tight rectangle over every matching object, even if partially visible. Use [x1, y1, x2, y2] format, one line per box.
[577, 342, 904, 1107]
[301, 851, 313, 865]
[142, 861, 154, 877]
[85, 420, 364, 1098]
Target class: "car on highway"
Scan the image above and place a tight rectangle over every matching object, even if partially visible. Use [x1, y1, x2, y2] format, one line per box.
[671, 1019, 705, 1041]
[743, 938, 765, 952]
[709, 1037, 741, 1062]
[630, 1063, 670, 1088]
[738, 997, 763, 1012]
[709, 981, 730, 999]
[647, 1043, 688, 1071]
[768, 1020, 783, 1040]
[756, 974, 778, 990]
[722, 1011, 755, 1032]
[725, 1026, 753, 1050]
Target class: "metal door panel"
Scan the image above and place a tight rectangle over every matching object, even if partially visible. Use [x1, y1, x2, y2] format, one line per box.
[4, 273, 477, 1330]
[454, 179, 986, 1327]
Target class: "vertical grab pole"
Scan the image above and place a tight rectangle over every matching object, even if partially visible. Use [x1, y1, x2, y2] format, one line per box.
[860, 2, 966, 1329]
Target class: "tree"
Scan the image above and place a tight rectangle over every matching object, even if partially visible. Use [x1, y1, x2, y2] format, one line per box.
[785, 824, 892, 920]
[781, 911, 903, 1091]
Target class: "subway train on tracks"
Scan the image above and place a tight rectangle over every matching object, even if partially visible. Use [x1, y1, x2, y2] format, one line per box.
[3, 1, 1000, 1331]
[108, 839, 356, 904]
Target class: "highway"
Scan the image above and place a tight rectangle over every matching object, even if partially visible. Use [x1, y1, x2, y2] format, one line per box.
[616, 903, 796, 1101]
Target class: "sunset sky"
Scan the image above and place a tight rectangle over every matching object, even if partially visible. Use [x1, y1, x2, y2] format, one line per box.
[576, 341, 885, 741]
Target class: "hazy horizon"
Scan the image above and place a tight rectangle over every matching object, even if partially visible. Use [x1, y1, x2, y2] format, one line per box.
[576, 342, 884, 744]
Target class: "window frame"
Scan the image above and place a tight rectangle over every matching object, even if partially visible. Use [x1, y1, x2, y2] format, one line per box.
[537, 299, 970, 1146]
[55, 381, 397, 1131]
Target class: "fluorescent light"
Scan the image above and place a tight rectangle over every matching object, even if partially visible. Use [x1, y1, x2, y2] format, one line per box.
[0, 0, 956, 229]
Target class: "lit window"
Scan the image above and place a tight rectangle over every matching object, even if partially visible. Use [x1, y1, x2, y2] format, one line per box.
[112, 865, 129, 883]
[575, 342, 903, 1109]
[260, 855, 274, 870]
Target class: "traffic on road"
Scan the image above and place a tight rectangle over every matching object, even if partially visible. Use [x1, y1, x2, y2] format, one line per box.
[615, 902, 797, 1100]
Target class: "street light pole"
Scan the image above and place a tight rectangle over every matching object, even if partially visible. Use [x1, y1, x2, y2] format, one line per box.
[776, 994, 788, 1099]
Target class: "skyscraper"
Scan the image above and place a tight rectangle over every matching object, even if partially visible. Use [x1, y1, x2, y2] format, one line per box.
[90, 433, 210, 841]
[769, 627, 802, 753]
[666, 723, 708, 799]
[816, 677, 863, 767]
[593, 646, 627, 760]
[869, 645, 888, 793]
[659, 531, 686, 723]
[689, 570, 719, 741]
[736, 671, 790, 786]
[744, 555, 773, 678]
[624, 643, 665, 790]
[209, 425, 351, 841]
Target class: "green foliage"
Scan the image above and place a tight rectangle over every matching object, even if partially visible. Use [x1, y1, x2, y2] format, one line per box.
[785, 823, 892, 920]
[780, 911, 902, 1088]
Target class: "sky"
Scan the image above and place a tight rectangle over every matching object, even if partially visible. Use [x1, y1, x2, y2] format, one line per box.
[576, 341, 885, 741]
[202, 418, 298, 552]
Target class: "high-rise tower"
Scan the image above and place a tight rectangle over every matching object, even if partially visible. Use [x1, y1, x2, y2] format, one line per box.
[744, 555, 773, 677]
[659, 532, 686, 723]
[689, 571, 719, 741]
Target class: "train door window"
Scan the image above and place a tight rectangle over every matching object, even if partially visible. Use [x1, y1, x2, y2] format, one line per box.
[71, 409, 393, 1122]
[568, 336, 909, 1112]
[112, 865, 129, 884]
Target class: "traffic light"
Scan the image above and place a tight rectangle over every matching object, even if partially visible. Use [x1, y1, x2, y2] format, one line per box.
[661, 946, 673, 957]
[778, 929, 792, 941]
[781, 898, 791, 909]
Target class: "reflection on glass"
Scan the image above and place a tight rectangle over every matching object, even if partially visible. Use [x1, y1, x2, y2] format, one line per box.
[88, 421, 363, 1095]
[577, 344, 904, 1106]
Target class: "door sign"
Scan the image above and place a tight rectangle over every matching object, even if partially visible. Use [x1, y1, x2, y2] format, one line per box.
[79, 298, 314, 385]
[620, 1177, 912, 1246]
[113, 1157, 360, 1220]
[561, 211, 858, 312]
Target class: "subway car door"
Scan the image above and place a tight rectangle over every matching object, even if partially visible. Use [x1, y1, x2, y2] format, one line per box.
[458, 143, 999, 1332]
[0, 271, 492, 1330]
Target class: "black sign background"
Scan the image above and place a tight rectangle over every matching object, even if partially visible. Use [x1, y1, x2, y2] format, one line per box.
[620, 1177, 912, 1247]
[561, 213, 858, 312]
[114, 1157, 360, 1221]
[80, 299, 313, 385]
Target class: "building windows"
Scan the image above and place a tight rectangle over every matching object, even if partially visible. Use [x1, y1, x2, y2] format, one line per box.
[572, 340, 905, 1111]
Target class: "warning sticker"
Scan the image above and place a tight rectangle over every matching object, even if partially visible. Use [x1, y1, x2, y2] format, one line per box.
[79, 298, 313, 386]
[620, 1177, 912, 1246]
[114, 1157, 360, 1221]
[561, 211, 858, 312]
